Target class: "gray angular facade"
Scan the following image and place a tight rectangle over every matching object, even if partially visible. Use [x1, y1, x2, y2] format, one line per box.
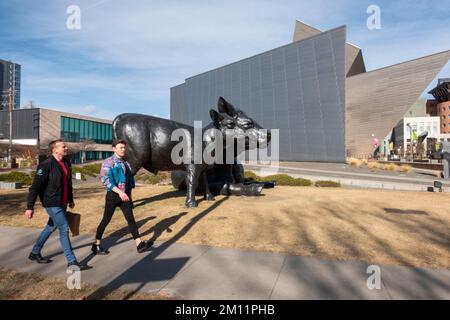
[171, 26, 347, 162]
[171, 20, 450, 162]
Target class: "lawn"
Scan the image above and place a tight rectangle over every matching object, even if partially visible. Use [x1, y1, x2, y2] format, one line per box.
[0, 183, 449, 270]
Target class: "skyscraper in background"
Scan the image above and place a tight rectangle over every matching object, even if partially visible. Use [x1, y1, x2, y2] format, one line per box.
[0, 59, 21, 110]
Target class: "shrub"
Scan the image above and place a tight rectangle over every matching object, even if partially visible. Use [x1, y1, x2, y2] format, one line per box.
[383, 163, 397, 171]
[398, 165, 412, 173]
[0, 172, 33, 185]
[264, 174, 312, 186]
[135, 171, 168, 185]
[347, 157, 363, 168]
[367, 162, 380, 170]
[81, 164, 102, 177]
[244, 171, 312, 187]
[244, 170, 259, 180]
[315, 180, 341, 188]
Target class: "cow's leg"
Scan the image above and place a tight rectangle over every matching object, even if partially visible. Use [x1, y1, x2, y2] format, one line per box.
[185, 164, 200, 208]
[201, 170, 215, 201]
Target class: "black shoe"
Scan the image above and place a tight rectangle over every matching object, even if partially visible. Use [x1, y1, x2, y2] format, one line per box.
[67, 260, 90, 271]
[28, 252, 52, 264]
[91, 243, 109, 255]
[136, 240, 154, 253]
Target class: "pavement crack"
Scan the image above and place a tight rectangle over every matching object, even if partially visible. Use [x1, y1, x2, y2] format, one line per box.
[268, 255, 287, 300]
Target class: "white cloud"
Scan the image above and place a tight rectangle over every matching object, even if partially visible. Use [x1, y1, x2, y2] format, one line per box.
[82, 104, 97, 114]
[2, 0, 449, 119]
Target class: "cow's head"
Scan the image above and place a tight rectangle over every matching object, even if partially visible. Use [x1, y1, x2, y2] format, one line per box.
[209, 97, 271, 151]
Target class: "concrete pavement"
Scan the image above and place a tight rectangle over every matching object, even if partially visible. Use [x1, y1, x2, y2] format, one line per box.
[0, 226, 448, 300]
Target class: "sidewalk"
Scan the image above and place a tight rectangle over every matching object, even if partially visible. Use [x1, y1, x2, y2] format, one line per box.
[0, 226, 448, 300]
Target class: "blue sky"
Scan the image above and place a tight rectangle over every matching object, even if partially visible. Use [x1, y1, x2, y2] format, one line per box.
[1, 0, 449, 120]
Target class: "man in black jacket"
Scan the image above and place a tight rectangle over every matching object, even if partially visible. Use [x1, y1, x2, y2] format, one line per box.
[25, 139, 85, 269]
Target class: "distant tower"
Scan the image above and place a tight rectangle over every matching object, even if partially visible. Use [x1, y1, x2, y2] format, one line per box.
[0, 59, 21, 110]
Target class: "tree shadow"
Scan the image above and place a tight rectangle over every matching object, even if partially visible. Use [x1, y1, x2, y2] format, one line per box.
[139, 212, 189, 243]
[384, 208, 428, 215]
[46, 215, 157, 263]
[0, 191, 28, 215]
[132, 190, 185, 209]
[84, 196, 229, 300]
[283, 200, 450, 298]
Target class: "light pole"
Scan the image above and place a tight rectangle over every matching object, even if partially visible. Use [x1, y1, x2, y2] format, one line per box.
[406, 123, 415, 162]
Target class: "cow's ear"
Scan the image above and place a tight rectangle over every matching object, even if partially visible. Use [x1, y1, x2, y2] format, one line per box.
[217, 96, 236, 116]
[210, 109, 224, 124]
[218, 97, 227, 113]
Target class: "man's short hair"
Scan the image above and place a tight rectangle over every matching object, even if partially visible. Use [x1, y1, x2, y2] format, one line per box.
[49, 139, 64, 151]
[112, 139, 126, 148]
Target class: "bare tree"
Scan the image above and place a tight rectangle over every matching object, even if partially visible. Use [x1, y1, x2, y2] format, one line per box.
[23, 100, 37, 109]
[75, 139, 96, 163]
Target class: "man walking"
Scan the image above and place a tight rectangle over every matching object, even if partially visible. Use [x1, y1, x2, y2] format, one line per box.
[25, 139, 86, 269]
[92, 139, 153, 254]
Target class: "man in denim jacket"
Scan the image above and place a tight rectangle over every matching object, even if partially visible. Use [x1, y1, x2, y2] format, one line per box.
[92, 139, 153, 254]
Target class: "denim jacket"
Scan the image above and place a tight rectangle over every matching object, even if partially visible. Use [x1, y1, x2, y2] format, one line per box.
[100, 154, 135, 193]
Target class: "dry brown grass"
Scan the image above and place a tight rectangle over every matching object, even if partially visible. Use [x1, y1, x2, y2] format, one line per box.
[347, 157, 363, 168]
[399, 165, 413, 173]
[0, 266, 170, 300]
[367, 162, 380, 170]
[1, 184, 449, 270]
[383, 163, 397, 171]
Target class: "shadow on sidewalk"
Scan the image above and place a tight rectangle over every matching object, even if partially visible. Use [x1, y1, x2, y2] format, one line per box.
[84, 196, 229, 300]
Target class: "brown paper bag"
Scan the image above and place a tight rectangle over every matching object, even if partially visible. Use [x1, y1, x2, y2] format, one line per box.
[66, 211, 81, 236]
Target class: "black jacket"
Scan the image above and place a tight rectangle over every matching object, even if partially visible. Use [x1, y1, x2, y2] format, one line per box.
[27, 156, 74, 210]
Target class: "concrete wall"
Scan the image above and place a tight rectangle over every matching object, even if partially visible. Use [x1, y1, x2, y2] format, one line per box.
[0, 108, 39, 140]
[346, 51, 450, 158]
[39, 108, 112, 152]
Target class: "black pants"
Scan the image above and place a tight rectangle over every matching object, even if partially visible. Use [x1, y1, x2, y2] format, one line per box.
[95, 191, 140, 240]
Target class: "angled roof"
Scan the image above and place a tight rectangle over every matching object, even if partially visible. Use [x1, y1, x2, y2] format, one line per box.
[346, 50, 450, 157]
[293, 20, 366, 77]
[428, 81, 450, 102]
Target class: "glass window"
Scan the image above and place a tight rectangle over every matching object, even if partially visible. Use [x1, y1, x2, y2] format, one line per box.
[69, 118, 75, 132]
[109, 124, 112, 141]
[63, 117, 70, 131]
[75, 119, 80, 137]
[101, 123, 105, 143]
[89, 122, 94, 140]
[97, 123, 101, 142]
[81, 120, 86, 140]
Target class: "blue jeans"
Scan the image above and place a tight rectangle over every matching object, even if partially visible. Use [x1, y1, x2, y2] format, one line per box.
[31, 207, 76, 264]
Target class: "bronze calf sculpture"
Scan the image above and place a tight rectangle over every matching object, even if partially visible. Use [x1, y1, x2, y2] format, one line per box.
[112, 97, 271, 207]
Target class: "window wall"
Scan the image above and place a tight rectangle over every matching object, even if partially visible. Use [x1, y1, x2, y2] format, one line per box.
[61, 116, 112, 144]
